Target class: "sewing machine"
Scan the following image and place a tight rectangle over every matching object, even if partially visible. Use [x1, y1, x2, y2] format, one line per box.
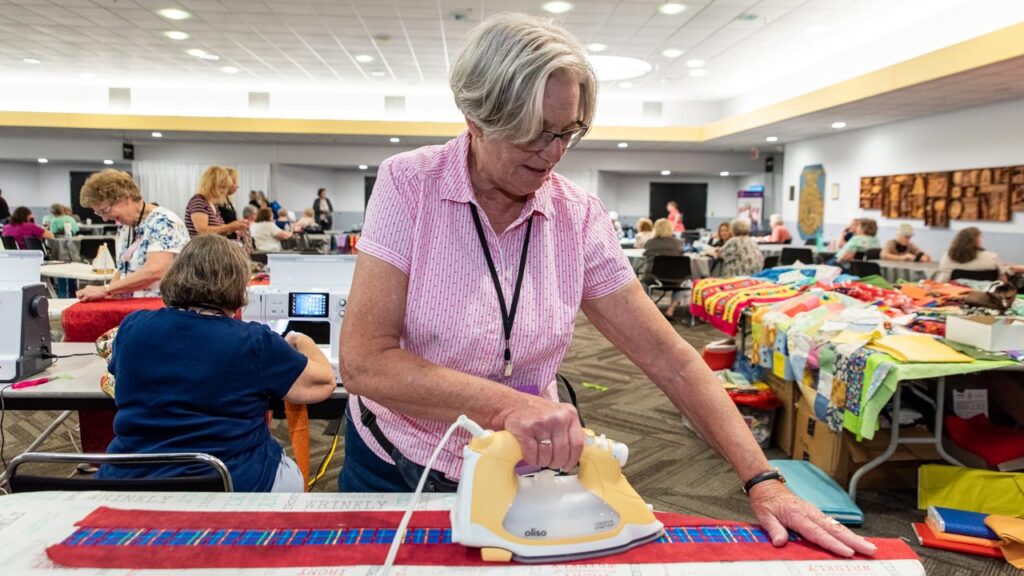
[242, 254, 356, 383]
[0, 251, 54, 383]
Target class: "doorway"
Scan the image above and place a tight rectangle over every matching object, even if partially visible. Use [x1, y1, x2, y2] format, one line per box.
[69, 171, 100, 222]
[649, 182, 708, 230]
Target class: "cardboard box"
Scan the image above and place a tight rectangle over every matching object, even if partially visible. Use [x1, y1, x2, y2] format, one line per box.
[946, 315, 1024, 352]
[793, 394, 938, 490]
[765, 373, 797, 456]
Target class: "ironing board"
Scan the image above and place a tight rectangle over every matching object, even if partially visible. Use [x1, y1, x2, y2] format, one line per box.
[0, 492, 925, 575]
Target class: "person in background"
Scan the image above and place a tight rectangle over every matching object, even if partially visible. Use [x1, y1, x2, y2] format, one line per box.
[239, 205, 258, 251]
[882, 223, 930, 263]
[717, 218, 764, 277]
[294, 208, 318, 233]
[633, 217, 654, 249]
[835, 218, 860, 250]
[936, 227, 1024, 282]
[47, 203, 80, 235]
[275, 206, 293, 230]
[76, 169, 190, 301]
[64, 205, 82, 223]
[2, 206, 53, 248]
[759, 214, 791, 244]
[313, 188, 333, 230]
[248, 190, 263, 210]
[666, 200, 685, 233]
[641, 218, 686, 321]
[835, 218, 880, 264]
[251, 207, 292, 252]
[185, 166, 249, 238]
[709, 222, 732, 248]
[218, 167, 240, 229]
[96, 234, 335, 493]
[0, 188, 11, 224]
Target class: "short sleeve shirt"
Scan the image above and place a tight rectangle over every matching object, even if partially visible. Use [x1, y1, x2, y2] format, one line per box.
[97, 308, 308, 492]
[185, 194, 223, 237]
[116, 207, 190, 296]
[2, 222, 46, 249]
[352, 132, 636, 479]
[837, 234, 881, 260]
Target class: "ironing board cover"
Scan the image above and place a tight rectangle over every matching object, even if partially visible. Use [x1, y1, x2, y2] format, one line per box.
[47, 507, 918, 570]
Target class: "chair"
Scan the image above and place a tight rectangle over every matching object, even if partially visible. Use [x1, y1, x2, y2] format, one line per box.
[864, 248, 881, 260]
[804, 238, 817, 246]
[79, 238, 115, 262]
[763, 255, 780, 269]
[950, 268, 999, 282]
[2, 236, 18, 250]
[645, 255, 694, 325]
[6, 452, 233, 493]
[681, 231, 701, 245]
[852, 251, 868, 260]
[22, 236, 51, 259]
[780, 247, 813, 266]
[850, 260, 881, 278]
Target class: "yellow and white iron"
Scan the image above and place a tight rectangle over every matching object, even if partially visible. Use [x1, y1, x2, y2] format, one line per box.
[450, 426, 664, 563]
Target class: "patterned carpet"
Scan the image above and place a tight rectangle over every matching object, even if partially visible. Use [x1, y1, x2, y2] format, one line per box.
[0, 311, 1015, 575]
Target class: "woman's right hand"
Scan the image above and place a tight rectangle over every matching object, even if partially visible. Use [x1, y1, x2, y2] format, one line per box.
[499, 398, 585, 471]
[232, 220, 249, 232]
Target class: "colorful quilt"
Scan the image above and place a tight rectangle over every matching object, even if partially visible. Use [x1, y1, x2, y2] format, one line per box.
[690, 277, 801, 336]
[47, 507, 918, 570]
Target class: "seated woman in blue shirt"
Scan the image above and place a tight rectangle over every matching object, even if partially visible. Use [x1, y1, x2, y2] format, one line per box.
[96, 234, 336, 492]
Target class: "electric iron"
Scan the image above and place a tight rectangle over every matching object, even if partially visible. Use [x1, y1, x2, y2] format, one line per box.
[450, 426, 664, 563]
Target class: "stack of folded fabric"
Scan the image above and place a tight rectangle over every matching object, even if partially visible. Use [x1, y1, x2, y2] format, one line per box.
[769, 460, 863, 525]
[912, 506, 1003, 559]
[867, 334, 973, 363]
[944, 414, 1024, 472]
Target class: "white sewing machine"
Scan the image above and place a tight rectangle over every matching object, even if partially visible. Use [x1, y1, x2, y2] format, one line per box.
[0, 251, 54, 382]
[242, 254, 355, 383]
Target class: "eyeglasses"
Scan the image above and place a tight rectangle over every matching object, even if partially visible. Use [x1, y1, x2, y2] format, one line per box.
[520, 123, 589, 152]
[93, 204, 114, 217]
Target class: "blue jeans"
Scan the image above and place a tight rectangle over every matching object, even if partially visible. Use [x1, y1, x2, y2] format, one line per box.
[337, 407, 458, 493]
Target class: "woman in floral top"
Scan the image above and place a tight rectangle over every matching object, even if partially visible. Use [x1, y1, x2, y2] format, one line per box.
[717, 218, 765, 277]
[76, 170, 190, 300]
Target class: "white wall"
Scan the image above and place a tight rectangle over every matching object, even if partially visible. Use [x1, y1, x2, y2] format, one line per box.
[0, 160, 131, 213]
[782, 96, 1024, 262]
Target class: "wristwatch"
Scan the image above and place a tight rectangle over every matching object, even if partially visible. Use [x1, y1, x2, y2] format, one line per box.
[742, 468, 786, 495]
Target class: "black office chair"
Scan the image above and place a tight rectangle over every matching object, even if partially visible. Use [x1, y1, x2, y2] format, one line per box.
[7, 452, 233, 493]
[645, 255, 694, 325]
[782, 238, 793, 245]
[763, 255, 780, 269]
[804, 238, 817, 246]
[2, 236, 18, 250]
[78, 238, 115, 262]
[864, 248, 881, 260]
[780, 247, 813, 266]
[950, 268, 999, 282]
[850, 260, 882, 278]
[22, 236, 51, 259]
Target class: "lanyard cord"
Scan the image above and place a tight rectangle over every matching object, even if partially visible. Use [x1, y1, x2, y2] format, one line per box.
[468, 203, 533, 377]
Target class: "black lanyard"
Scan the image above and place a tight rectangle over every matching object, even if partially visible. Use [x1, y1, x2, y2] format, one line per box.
[469, 203, 533, 378]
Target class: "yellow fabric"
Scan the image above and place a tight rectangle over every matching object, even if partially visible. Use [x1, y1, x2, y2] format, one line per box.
[918, 465, 1024, 516]
[832, 329, 881, 346]
[867, 335, 973, 363]
[985, 515, 1024, 569]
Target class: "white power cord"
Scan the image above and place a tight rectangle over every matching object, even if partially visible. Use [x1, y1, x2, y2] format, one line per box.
[380, 415, 488, 576]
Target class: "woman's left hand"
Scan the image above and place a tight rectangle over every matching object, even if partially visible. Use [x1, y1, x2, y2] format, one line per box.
[76, 285, 110, 302]
[749, 480, 877, 557]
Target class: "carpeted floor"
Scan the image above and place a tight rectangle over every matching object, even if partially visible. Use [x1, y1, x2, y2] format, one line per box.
[0, 311, 1016, 575]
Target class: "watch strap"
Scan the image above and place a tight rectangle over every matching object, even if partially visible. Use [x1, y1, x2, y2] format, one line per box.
[743, 468, 785, 495]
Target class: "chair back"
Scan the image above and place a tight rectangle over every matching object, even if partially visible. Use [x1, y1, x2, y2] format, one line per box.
[79, 238, 115, 262]
[2, 236, 18, 250]
[850, 260, 881, 278]
[950, 268, 999, 282]
[763, 255, 780, 269]
[7, 452, 233, 493]
[864, 248, 881, 260]
[804, 238, 817, 246]
[22, 236, 50, 258]
[650, 255, 691, 285]
[780, 247, 813, 266]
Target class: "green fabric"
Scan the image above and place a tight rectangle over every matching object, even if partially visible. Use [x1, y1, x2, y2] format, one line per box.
[845, 354, 1019, 439]
[855, 274, 892, 289]
[940, 339, 1012, 362]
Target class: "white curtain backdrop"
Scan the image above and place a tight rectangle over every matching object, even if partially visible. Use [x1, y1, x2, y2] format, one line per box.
[132, 162, 271, 218]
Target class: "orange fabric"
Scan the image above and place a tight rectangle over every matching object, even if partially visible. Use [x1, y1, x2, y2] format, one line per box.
[285, 402, 310, 489]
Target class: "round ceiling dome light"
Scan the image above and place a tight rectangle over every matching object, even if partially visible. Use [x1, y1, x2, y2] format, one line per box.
[588, 55, 653, 82]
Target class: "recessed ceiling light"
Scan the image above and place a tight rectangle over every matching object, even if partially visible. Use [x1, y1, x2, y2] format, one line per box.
[618, 81, 634, 89]
[766, 136, 778, 142]
[358, 164, 368, 170]
[719, 171, 730, 176]
[661, 48, 683, 58]
[186, 48, 207, 57]
[658, 3, 687, 15]
[831, 121, 847, 129]
[37, 158, 48, 164]
[157, 8, 191, 20]
[355, 54, 374, 63]
[806, 24, 830, 35]
[152, 132, 163, 138]
[23, 57, 41, 64]
[164, 30, 189, 40]
[221, 66, 239, 74]
[389, 137, 400, 143]
[588, 55, 652, 81]
[661, 170, 671, 176]
[617, 142, 628, 148]
[685, 59, 704, 68]
[79, 72, 96, 79]
[103, 159, 114, 165]
[199, 53, 220, 61]
[688, 68, 706, 77]
[586, 43, 607, 53]
[542, 1, 573, 14]
[370, 69, 387, 77]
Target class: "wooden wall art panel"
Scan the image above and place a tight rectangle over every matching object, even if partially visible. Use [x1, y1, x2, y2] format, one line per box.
[860, 164, 1020, 227]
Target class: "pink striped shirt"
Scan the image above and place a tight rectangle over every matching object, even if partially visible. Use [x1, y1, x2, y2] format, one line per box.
[352, 132, 635, 480]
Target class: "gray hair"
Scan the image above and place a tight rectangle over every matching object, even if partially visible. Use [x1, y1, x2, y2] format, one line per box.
[242, 205, 258, 218]
[769, 213, 783, 226]
[450, 13, 597, 145]
[730, 218, 751, 236]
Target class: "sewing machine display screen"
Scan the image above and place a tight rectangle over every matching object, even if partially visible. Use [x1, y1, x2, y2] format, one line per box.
[289, 292, 328, 318]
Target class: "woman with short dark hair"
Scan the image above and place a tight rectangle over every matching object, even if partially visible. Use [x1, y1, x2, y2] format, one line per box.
[96, 235, 335, 492]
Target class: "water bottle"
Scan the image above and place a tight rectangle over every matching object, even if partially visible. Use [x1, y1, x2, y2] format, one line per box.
[64, 222, 72, 237]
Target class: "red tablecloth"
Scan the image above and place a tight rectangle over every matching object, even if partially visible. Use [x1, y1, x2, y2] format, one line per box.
[61, 298, 165, 343]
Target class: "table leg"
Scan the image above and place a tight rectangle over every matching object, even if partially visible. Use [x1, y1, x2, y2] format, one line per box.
[932, 377, 965, 467]
[0, 410, 74, 485]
